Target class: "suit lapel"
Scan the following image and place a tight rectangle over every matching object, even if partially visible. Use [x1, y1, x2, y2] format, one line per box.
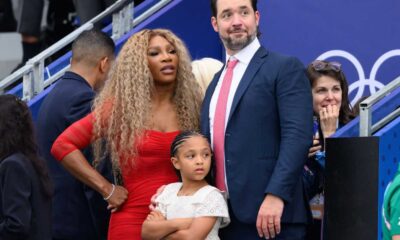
[228, 47, 268, 122]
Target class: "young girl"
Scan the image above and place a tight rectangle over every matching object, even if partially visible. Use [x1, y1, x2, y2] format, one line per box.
[141, 131, 230, 240]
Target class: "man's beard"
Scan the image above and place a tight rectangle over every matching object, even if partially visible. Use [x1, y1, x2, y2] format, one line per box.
[221, 31, 256, 52]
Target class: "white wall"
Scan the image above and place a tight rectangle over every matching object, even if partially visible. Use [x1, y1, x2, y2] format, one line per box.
[0, 32, 22, 79]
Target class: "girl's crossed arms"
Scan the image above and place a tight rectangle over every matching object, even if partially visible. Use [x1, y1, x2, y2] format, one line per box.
[142, 131, 229, 240]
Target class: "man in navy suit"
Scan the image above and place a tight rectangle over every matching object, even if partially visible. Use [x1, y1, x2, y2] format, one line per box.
[201, 0, 314, 239]
[36, 29, 115, 240]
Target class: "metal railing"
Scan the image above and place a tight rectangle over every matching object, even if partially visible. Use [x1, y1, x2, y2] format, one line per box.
[359, 76, 400, 136]
[0, 0, 172, 100]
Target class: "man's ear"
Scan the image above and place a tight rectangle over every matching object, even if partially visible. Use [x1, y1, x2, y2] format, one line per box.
[171, 157, 180, 170]
[99, 56, 109, 73]
[255, 10, 260, 26]
[211, 17, 219, 33]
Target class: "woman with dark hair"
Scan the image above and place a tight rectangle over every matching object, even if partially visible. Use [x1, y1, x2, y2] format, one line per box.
[0, 94, 52, 240]
[307, 60, 354, 138]
[304, 60, 355, 239]
[305, 60, 355, 171]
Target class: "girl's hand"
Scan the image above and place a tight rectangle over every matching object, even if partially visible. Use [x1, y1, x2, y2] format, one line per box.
[146, 210, 166, 221]
[308, 138, 322, 158]
[319, 104, 339, 138]
[149, 185, 166, 211]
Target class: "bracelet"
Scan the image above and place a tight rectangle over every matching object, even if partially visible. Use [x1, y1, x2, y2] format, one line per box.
[104, 184, 115, 201]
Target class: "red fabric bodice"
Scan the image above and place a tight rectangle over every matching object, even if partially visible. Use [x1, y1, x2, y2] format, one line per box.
[51, 113, 179, 239]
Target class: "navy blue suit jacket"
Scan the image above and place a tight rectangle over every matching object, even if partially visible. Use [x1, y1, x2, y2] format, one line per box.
[36, 72, 112, 240]
[201, 47, 313, 224]
[0, 153, 52, 240]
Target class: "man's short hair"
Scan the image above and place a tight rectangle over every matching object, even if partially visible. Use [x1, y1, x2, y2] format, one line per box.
[210, 0, 258, 17]
[71, 29, 115, 67]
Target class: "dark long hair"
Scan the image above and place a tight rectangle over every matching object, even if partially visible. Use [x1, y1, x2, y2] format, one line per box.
[0, 95, 52, 198]
[170, 131, 214, 185]
[306, 61, 355, 125]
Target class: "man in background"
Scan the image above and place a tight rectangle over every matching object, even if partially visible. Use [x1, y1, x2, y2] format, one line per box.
[36, 29, 115, 240]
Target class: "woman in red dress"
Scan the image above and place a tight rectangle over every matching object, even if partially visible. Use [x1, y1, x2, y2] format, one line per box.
[51, 29, 202, 239]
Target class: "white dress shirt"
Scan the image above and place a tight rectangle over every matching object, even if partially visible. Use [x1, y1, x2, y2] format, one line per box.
[209, 38, 261, 192]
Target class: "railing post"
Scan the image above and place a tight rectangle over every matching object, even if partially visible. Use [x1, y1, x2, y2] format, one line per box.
[0, 65, 32, 94]
[124, 3, 134, 33]
[22, 59, 44, 101]
[112, 3, 134, 39]
[359, 77, 400, 136]
[359, 102, 372, 136]
[22, 66, 34, 101]
[32, 59, 45, 96]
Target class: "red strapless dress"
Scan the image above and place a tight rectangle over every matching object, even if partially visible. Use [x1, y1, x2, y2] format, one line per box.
[51, 113, 179, 240]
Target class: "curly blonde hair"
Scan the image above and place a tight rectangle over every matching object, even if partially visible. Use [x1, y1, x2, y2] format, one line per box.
[92, 29, 202, 170]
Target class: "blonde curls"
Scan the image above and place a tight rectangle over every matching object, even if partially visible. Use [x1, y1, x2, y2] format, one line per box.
[92, 29, 202, 171]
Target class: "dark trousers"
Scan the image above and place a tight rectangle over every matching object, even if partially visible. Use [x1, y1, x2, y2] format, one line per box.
[220, 201, 307, 240]
[0, 0, 16, 31]
[72, 0, 115, 24]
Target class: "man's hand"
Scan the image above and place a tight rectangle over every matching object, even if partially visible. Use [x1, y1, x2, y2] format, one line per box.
[256, 194, 284, 239]
[106, 185, 128, 213]
[149, 185, 166, 211]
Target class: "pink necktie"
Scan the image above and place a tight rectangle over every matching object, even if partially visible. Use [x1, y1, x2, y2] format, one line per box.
[213, 59, 238, 191]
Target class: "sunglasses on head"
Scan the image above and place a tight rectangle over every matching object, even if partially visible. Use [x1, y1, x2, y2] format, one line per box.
[311, 60, 341, 72]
